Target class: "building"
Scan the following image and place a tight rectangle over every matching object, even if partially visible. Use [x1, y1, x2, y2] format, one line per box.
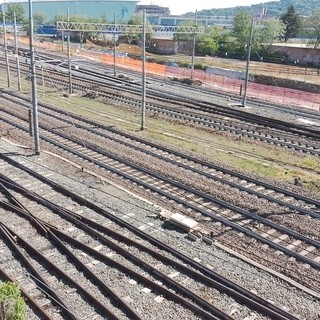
[0, 0, 138, 22]
[149, 15, 233, 28]
[135, 4, 170, 17]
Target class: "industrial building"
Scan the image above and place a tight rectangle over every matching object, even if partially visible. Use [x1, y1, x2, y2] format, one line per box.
[135, 4, 170, 17]
[0, 0, 138, 21]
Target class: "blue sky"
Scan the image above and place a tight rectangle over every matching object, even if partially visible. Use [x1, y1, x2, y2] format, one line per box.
[138, 0, 270, 15]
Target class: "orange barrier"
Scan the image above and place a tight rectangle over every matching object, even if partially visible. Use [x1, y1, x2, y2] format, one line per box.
[28, 40, 320, 112]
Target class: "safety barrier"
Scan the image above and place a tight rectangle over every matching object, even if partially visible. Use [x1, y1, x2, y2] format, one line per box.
[19, 38, 320, 112]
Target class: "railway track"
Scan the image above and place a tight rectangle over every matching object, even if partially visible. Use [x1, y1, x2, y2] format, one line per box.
[1, 54, 320, 156]
[4, 44, 320, 125]
[0, 95, 319, 293]
[0, 155, 302, 320]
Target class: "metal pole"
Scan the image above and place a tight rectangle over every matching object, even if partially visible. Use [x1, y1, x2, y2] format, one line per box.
[2, 7, 11, 88]
[41, 65, 44, 90]
[14, 12, 21, 91]
[242, 17, 254, 107]
[191, 10, 197, 80]
[113, 12, 116, 76]
[67, 8, 72, 94]
[61, 30, 64, 52]
[140, 9, 146, 131]
[29, 0, 40, 154]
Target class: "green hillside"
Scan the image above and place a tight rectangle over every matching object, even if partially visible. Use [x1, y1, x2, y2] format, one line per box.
[184, 0, 319, 18]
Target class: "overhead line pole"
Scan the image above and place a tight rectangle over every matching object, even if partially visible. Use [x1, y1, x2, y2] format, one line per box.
[113, 12, 116, 76]
[191, 9, 197, 80]
[67, 8, 72, 94]
[141, 9, 146, 131]
[28, 0, 40, 154]
[2, 7, 11, 88]
[14, 12, 21, 91]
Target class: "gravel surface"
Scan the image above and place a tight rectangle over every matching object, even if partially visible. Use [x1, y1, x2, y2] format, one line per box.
[0, 97, 319, 292]
[0, 139, 319, 319]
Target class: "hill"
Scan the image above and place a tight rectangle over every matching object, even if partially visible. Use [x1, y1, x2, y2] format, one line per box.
[184, 0, 319, 18]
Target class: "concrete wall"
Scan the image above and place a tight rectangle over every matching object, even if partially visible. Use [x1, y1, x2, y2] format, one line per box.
[151, 39, 192, 55]
[269, 45, 320, 66]
[205, 66, 254, 80]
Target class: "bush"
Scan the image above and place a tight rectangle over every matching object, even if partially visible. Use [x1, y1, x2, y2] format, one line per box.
[194, 63, 205, 70]
[0, 282, 26, 320]
[178, 61, 190, 68]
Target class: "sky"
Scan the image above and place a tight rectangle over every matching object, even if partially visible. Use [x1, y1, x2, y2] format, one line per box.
[138, 0, 270, 15]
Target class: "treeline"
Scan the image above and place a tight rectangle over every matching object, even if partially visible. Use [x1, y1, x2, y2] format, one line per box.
[176, 5, 320, 61]
[185, 0, 319, 18]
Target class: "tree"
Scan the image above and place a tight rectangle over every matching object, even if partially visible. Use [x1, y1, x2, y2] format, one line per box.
[4, 3, 25, 23]
[280, 5, 301, 41]
[232, 11, 251, 45]
[33, 12, 48, 26]
[197, 37, 219, 56]
[125, 13, 152, 47]
[196, 26, 221, 56]
[173, 20, 197, 42]
[303, 9, 320, 49]
[257, 18, 285, 47]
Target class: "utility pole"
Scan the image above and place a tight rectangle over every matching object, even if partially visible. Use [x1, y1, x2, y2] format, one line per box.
[140, 9, 146, 131]
[2, 8, 11, 88]
[67, 8, 72, 94]
[191, 9, 197, 79]
[242, 17, 254, 107]
[113, 12, 116, 76]
[28, 0, 40, 155]
[14, 12, 21, 91]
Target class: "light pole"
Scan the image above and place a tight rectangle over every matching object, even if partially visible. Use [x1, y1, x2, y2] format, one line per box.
[29, 0, 40, 154]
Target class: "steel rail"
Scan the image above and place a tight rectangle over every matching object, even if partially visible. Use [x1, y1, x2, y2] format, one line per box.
[38, 127, 320, 251]
[49, 203, 301, 320]
[0, 158, 315, 316]
[2, 44, 320, 124]
[31, 100, 320, 209]
[2, 84, 320, 156]
[0, 243, 54, 320]
[0, 200, 140, 320]
[30, 104, 320, 219]
[0, 160, 304, 319]
[0, 223, 80, 320]
[0, 208, 129, 320]
[0, 124, 319, 270]
[0, 180, 229, 320]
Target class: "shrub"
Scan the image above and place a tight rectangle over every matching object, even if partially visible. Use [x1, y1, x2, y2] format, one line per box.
[0, 282, 26, 320]
[194, 63, 205, 70]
